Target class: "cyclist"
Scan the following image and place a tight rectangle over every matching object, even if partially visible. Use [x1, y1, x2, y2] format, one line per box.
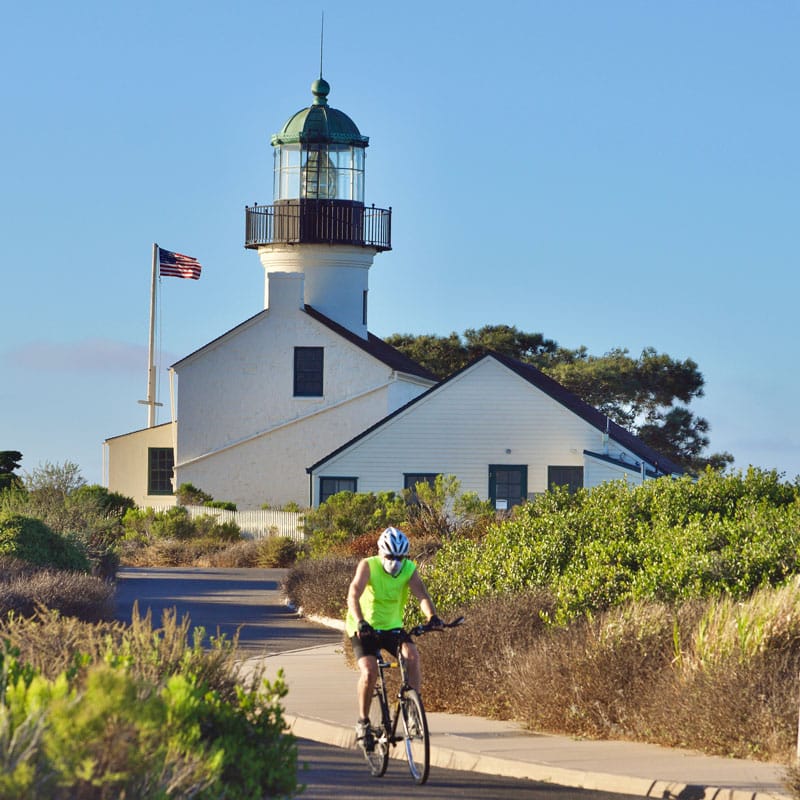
[345, 526, 443, 751]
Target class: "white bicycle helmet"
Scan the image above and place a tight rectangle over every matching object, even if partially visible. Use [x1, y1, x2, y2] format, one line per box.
[377, 526, 410, 558]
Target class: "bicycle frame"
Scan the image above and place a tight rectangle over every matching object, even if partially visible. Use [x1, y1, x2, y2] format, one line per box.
[373, 648, 411, 746]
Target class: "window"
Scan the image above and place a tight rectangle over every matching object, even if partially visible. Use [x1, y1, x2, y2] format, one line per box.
[362, 290, 368, 325]
[548, 466, 584, 494]
[488, 465, 528, 510]
[148, 448, 174, 495]
[319, 477, 357, 504]
[403, 473, 438, 504]
[294, 347, 323, 397]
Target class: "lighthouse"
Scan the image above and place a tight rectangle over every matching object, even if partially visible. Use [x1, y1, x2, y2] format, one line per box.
[245, 77, 391, 339]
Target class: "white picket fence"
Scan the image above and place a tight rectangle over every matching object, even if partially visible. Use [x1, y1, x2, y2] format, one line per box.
[148, 504, 305, 541]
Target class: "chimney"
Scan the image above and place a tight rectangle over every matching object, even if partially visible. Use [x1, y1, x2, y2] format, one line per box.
[266, 271, 304, 312]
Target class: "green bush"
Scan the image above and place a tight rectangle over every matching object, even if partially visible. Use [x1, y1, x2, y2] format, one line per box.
[302, 490, 407, 557]
[0, 608, 298, 798]
[1, 474, 132, 579]
[176, 483, 212, 506]
[122, 508, 241, 550]
[203, 500, 237, 511]
[425, 468, 800, 622]
[257, 536, 299, 567]
[405, 474, 495, 540]
[0, 515, 89, 572]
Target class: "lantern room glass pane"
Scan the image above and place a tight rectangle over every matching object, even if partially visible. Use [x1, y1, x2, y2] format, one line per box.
[273, 143, 365, 202]
[274, 145, 301, 200]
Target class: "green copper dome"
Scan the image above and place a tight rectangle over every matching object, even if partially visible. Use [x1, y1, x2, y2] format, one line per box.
[271, 79, 369, 147]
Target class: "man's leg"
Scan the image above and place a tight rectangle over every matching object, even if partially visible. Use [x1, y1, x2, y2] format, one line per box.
[401, 641, 421, 693]
[357, 655, 378, 718]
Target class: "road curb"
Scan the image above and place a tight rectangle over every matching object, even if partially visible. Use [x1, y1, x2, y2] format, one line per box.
[285, 713, 787, 800]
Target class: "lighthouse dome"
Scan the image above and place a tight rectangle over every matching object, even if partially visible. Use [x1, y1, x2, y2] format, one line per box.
[271, 78, 369, 147]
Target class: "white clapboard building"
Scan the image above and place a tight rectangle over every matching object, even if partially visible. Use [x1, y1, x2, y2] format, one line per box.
[105, 77, 681, 510]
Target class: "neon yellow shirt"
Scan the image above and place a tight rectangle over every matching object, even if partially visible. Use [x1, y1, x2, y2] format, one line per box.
[345, 556, 416, 636]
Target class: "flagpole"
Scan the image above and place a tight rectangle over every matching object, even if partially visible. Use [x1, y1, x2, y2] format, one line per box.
[138, 243, 161, 427]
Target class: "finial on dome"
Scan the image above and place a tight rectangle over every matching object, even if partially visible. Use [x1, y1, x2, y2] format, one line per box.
[311, 77, 330, 106]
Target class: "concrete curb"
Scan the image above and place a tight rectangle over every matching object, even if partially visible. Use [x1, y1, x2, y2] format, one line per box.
[285, 713, 787, 800]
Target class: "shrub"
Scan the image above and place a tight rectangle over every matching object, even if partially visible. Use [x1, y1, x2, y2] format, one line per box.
[302, 490, 407, 557]
[420, 591, 556, 717]
[1, 472, 132, 579]
[257, 536, 299, 567]
[0, 565, 115, 622]
[176, 482, 212, 506]
[425, 469, 800, 622]
[0, 607, 298, 799]
[151, 506, 196, 540]
[404, 474, 495, 540]
[204, 499, 237, 511]
[283, 557, 357, 619]
[0, 515, 89, 572]
[121, 509, 242, 566]
[202, 540, 261, 568]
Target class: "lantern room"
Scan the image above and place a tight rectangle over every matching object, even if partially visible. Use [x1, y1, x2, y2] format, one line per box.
[245, 78, 390, 251]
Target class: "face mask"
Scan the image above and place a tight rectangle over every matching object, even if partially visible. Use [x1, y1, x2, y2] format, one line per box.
[382, 556, 404, 576]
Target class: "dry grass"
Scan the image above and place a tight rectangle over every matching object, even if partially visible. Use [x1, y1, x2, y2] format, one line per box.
[420, 591, 556, 717]
[121, 536, 301, 569]
[420, 590, 800, 764]
[0, 603, 244, 697]
[282, 555, 357, 618]
[0, 556, 114, 622]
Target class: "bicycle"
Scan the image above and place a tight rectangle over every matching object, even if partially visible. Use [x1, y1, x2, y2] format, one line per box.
[360, 617, 464, 785]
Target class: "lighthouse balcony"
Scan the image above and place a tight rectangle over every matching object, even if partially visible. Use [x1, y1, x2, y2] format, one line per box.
[245, 200, 391, 251]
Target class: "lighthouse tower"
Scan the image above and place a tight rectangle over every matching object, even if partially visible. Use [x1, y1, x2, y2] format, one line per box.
[245, 78, 391, 339]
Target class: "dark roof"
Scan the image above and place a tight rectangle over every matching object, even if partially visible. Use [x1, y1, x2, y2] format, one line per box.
[309, 351, 685, 476]
[302, 305, 438, 382]
[171, 304, 437, 383]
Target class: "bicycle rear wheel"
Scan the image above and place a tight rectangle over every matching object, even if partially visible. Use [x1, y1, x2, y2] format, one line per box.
[400, 688, 430, 784]
[362, 702, 389, 777]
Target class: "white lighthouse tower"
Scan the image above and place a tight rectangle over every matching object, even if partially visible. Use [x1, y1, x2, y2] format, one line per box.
[245, 77, 391, 339]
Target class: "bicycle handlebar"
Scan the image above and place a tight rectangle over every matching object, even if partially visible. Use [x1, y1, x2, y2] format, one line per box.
[409, 616, 465, 638]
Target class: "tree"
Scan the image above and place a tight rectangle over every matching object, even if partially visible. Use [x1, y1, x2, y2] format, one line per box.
[386, 326, 732, 473]
[0, 450, 23, 491]
[24, 460, 86, 496]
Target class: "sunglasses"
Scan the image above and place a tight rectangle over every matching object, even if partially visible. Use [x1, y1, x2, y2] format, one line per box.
[383, 554, 406, 562]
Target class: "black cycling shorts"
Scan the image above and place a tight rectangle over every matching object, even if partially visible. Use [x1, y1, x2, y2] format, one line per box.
[350, 628, 406, 661]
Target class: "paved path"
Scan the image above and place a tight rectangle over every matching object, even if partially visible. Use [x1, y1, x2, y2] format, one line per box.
[248, 634, 793, 800]
[115, 568, 794, 799]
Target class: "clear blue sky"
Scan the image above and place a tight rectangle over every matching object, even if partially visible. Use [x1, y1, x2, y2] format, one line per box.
[2, 1, 798, 485]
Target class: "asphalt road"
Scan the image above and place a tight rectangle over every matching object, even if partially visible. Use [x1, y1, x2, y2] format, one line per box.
[296, 738, 637, 800]
[114, 567, 637, 800]
[114, 566, 341, 654]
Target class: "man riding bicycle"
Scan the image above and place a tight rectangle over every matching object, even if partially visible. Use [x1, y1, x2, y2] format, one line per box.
[345, 526, 443, 751]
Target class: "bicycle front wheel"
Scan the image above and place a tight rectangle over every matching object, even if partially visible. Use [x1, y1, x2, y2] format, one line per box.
[400, 688, 430, 784]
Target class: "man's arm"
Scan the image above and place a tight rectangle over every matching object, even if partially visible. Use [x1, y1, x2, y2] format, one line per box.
[347, 559, 372, 626]
[408, 570, 440, 624]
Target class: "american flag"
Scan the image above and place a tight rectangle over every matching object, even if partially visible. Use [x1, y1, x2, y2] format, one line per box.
[158, 248, 202, 280]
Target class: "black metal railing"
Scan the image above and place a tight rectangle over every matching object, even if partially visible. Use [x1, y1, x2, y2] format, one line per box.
[245, 200, 391, 251]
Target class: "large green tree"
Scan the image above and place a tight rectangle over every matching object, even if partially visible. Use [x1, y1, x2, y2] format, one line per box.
[385, 325, 732, 473]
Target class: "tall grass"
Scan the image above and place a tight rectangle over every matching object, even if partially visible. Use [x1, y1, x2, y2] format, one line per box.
[416, 584, 800, 763]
